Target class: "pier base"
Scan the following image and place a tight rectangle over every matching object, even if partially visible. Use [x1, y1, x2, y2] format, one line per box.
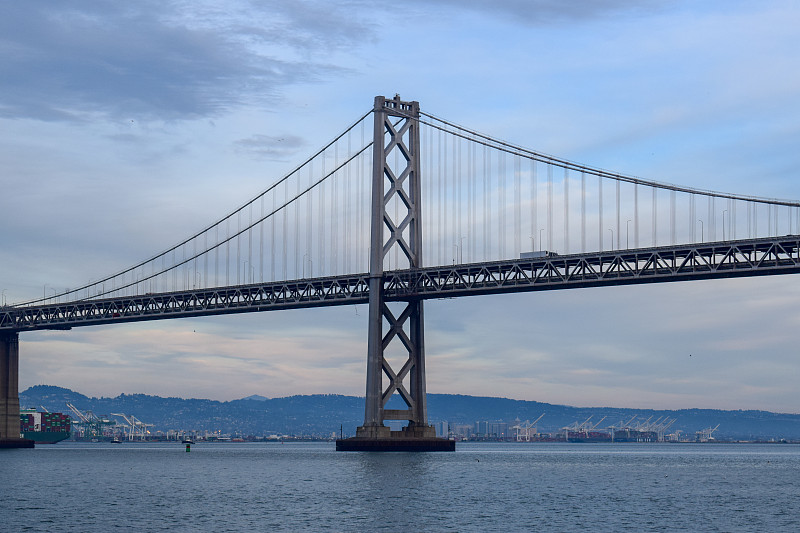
[336, 424, 455, 452]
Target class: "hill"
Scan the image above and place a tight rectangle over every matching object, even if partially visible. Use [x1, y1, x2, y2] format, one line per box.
[19, 385, 800, 440]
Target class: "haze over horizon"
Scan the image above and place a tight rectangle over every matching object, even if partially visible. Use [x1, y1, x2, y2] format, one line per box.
[3, 1, 800, 413]
[21, 383, 800, 419]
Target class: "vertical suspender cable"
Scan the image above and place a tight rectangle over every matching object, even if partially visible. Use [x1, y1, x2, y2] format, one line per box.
[360, 121, 365, 271]
[710, 196, 715, 242]
[564, 168, 569, 254]
[283, 180, 288, 279]
[581, 171, 586, 253]
[456, 136, 462, 263]
[652, 187, 657, 247]
[468, 137, 473, 262]
[319, 150, 326, 275]
[531, 159, 537, 252]
[670, 190, 676, 245]
[615, 179, 620, 250]
[754, 203, 758, 238]
[237, 211, 241, 284]
[472, 137, 477, 262]
[515, 155, 521, 258]
[788, 205, 792, 237]
[442, 131, 448, 265]
[333, 144, 339, 274]
[634, 183, 639, 248]
[438, 128, 443, 265]
[247, 204, 251, 283]
[547, 164, 553, 252]
[487, 148, 493, 259]
[348, 131, 353, 273]
[271, 187, 276, 281]
[261, 193, 266, 281]
[773, 204, 777, 236]
[747, 201, 752, 239]
[306, 162, 313, 277]
[499, 150, 505, 259]
[483, 144, 488, 261]
[598, 175, 603, 251]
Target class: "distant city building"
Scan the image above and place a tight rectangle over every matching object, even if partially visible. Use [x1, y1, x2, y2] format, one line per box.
[452, 424, 473, 438]
[435, 421, 449, 438]
[489, 422, 509, 438]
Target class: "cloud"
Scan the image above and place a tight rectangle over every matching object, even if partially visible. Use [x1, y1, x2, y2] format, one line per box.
[0, 1, 366, 122]
[5, 1, 800, 414]
[400, 0, 671, 24]
[234, 134, 308, 160]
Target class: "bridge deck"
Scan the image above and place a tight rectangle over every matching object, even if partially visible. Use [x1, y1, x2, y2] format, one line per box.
[2, 235, 799, 332]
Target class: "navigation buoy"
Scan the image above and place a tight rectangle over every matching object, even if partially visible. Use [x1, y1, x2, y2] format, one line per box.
[185, 443, 191, 452]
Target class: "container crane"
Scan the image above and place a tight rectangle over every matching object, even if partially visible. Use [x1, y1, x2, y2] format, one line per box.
[696, 424, 720, 442]
[66, 402, 115, 438]
[111, 413, 153, 441]
[513, 413, 545, 442]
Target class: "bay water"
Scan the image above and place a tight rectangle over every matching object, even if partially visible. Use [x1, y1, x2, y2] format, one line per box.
[2, 442, 798, 531]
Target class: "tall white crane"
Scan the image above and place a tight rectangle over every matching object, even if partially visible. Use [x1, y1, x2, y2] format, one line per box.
[111, 413, 153, 441]
[513, 413, 545, 442]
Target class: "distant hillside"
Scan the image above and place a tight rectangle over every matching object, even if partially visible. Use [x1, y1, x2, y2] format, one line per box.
[20, 385, 800, 440]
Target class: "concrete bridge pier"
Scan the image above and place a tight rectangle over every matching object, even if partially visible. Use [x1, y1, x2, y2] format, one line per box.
[0, 332, 34, 448]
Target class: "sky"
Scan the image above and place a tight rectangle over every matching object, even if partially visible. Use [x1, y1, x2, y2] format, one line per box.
[2, 1, 800, 414]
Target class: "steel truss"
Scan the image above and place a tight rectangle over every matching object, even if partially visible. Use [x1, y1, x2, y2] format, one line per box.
[386, 235, 800, 298]
[2, 236, 799, 333]
[0, 274, 370, 332]
[2, 236, 800, 333]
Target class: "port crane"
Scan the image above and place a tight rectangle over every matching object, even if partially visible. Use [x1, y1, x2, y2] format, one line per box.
[111, 413, 153, 441]
[512, 413, 545, 442]
[643, 417, 676, 441]
[66, 403, 115, 438]
[696, 424, 720, 442]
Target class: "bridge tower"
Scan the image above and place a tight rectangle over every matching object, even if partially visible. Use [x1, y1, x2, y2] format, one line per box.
[337, 95, 453, 451]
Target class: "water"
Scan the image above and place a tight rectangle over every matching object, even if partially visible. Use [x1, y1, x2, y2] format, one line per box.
[2, 442, 798, 532]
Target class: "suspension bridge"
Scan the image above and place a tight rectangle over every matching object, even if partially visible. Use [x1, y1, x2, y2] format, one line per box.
[2, 95, 800, 449]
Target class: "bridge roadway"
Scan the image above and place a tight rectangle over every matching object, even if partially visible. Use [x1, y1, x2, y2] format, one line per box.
[2, 234, 799, 332]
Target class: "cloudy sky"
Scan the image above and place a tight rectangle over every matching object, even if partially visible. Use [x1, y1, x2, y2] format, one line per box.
[2, 1, 800, 414]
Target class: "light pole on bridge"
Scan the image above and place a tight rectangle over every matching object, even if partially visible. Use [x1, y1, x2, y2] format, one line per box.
[626, 219, 631, 249]
[698, 219, 704, 242]
[723, 209, 728, 241]
[608, 228, 614, 251]
[453, 237, 465, 264]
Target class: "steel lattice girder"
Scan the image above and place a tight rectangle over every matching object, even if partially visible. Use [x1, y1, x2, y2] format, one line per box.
[383, 235, 800, 299]
[2, 235, 800, 332]
[0, 274, 371, 332]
